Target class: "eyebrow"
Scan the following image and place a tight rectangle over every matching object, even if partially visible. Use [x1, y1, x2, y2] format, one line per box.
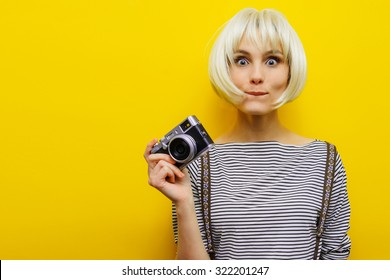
[234, 49, 284, 56]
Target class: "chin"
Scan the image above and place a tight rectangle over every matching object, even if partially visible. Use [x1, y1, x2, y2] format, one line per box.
[237, 102, 276, 116]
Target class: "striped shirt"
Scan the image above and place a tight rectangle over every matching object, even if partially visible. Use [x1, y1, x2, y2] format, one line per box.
[173, 140, 351, 259]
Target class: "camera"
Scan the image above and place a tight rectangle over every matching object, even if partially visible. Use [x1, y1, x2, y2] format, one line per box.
[151, 115, 214, 170]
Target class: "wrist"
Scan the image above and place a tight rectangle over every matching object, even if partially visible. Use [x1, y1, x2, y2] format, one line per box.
[174, 197, 195, 215]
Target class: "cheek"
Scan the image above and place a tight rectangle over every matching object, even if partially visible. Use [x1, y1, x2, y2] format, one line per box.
[274, 69, 289, 89]
[278, 77, 289, 89]
[230, 69, 245, 87]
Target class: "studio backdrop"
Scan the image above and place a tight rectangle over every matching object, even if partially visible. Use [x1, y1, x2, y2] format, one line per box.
[1, 0, 389, 259]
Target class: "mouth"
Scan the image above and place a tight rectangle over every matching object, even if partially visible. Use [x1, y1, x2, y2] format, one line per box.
[245, 91, 269, 96]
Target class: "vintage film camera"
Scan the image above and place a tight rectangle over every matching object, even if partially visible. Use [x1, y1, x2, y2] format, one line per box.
[151, 115, 214, 170]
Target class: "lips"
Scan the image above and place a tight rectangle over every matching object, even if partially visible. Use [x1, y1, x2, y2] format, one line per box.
[245, 91, 269, 96]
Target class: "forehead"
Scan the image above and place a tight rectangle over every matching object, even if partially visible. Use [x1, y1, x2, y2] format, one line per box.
[235, 36, 283, 54]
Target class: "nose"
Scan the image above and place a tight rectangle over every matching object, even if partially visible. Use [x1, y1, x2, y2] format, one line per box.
[250, 65, 264, 85]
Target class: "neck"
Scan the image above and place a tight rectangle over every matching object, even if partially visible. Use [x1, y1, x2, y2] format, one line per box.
[217, 109, 290, 143]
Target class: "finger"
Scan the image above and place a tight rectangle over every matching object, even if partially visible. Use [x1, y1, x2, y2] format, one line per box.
[172, 165, 185, 179]
[144, 138, 158, 159]
[162, 165, 176, 184]
[151, 160, 184, 183]
[148, 153, 176, 165]
[160, 161, 185, 180]
[144, 138, 159, 160]
[149, 164, 175, 187]
[165, 165, 186, 183]
[144, 139, 176, 166]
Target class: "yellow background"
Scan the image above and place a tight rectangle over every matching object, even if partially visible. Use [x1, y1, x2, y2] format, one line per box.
[1, 0, 389, 260]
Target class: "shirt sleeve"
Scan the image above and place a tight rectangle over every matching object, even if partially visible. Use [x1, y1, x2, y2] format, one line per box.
[320, 151, 352, 259]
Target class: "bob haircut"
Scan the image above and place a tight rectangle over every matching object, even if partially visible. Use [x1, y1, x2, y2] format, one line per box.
[208, 8, 307, 108]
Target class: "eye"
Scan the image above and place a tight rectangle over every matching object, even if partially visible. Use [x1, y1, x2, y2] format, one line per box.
[234, 57, 249, 66]
[265, 57, 280, 66]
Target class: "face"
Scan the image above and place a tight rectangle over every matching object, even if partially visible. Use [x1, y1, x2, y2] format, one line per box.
[229, 37, 289, 115]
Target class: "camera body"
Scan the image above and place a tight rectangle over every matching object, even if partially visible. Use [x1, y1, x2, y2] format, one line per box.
[151, 115, 214, 170]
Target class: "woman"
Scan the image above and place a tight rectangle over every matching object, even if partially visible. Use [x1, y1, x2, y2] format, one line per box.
[144, 8, 351, 260]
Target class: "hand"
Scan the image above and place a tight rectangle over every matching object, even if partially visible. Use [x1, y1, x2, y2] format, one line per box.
[144, 139, 193, 204]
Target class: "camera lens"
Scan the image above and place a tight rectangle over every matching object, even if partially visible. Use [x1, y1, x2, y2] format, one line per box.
[168, 135, 197, 163]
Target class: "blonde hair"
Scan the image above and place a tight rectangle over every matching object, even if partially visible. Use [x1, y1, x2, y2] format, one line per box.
[208, 8, 307, 107]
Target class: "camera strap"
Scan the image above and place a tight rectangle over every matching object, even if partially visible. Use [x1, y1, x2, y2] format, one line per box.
[200, 142, 337, 260]
[200, 151, 215, 260]
[314, 142, 337, 260]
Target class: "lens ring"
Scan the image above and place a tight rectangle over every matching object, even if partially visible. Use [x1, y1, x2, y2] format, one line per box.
[168, 134, 197, 163]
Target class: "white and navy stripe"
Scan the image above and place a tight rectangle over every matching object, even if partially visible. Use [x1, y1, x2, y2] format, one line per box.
[173, 140, 351, 259]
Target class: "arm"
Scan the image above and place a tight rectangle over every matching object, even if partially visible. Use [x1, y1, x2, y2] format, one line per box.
[175, 198, 210, 259]
[144, 139, 209, 260]
[321, 153, 352, 260]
